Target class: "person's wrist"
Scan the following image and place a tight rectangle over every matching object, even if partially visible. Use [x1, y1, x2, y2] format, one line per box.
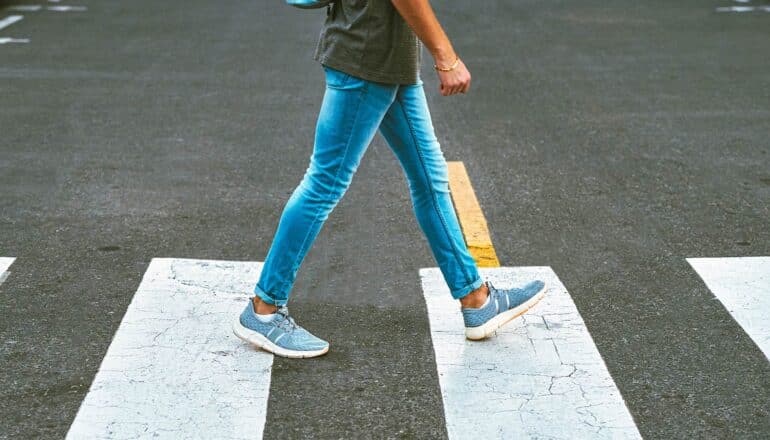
[431, 47, 457, 66]
[434, 56, 460, 72]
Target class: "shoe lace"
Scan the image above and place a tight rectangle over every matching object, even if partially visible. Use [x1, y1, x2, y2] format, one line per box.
[275, 306, 298, 333]
[486, 280, 508, 304]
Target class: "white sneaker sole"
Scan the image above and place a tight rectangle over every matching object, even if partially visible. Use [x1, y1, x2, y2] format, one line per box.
[465, 281, 548, 341]
[231, 316, 329, 359]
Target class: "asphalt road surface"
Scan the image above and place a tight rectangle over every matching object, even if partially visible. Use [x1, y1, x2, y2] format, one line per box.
[1, 0, 769, 438]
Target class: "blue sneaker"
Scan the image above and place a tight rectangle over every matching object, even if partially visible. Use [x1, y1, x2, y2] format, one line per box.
[232, 299, 329, 358]
[462, 279, 547, 340]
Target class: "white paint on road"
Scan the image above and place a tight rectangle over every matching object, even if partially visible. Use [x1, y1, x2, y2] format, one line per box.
[716, 6, 770, 12]
[47, 6, 87, 12]
[717, 6, 755, 12]
[0, 15, 23, 31]
[688, 256, 770, 360]
[421, 266, 641, 439]
[6, 5, 88, 12]
[0, 37, 29, 44]
[66, 258, 272, 440]
[7, 6, 43, 12]
[0, 257, 15, 285]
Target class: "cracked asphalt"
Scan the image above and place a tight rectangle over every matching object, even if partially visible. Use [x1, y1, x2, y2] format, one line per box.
[1, 0, 769, 438]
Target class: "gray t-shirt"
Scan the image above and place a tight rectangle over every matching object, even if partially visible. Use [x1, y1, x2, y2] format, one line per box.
[313, 0, 422, 85]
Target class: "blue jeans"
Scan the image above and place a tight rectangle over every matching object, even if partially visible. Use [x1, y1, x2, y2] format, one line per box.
[254, 64, 483, 306]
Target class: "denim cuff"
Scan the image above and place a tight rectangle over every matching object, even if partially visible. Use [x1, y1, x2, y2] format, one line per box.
[451, 276, 485, 300]
[253, 284, 288, 307]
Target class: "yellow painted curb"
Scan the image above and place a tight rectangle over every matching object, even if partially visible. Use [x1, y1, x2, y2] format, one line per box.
[447, 161, 501, 268]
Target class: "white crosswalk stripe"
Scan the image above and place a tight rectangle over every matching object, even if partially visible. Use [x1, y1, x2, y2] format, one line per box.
[0, 257, 15, 285]
[0, 15, 23, 31]
[66, 258, 272, 440]
[420, 267, 641, 439]
[688, 256, 770, 361]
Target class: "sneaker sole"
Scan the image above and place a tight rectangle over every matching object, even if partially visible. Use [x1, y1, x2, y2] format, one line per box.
[231, 316, 329, 359]
[465, 281, 548, 341]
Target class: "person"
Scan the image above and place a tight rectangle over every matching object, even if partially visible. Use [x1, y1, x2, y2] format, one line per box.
[232, 0, 546, 358]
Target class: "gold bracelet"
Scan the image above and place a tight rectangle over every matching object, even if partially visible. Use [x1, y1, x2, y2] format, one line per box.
[434, 56, 460, 72]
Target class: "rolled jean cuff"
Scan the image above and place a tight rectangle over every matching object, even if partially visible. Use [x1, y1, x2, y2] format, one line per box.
[451, 276, 484, 300]
[253, 284, 287, 307]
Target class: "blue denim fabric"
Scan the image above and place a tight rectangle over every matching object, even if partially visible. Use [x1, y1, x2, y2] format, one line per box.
[254, 64, 483, 306]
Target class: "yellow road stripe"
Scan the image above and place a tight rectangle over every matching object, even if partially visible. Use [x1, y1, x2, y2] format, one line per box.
[446, 161, 501, 268]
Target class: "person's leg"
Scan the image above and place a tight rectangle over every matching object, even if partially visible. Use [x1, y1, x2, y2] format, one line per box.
[377, 78, 484, 301]
[253, 65, 398, 307]
[377, 78, 548, 340]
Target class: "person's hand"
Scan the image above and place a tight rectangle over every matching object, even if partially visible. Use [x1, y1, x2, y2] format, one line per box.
[436, 57, 471, 97]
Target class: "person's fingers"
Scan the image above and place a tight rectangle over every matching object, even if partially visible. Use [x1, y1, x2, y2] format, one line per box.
[460, 76, 471, 94]
[457, 74, 470, 95]
[438, 73, 469, 96]
[449, 78, 461, 95]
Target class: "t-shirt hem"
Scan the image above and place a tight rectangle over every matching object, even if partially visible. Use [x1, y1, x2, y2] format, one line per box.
[314, 53, 421, 86]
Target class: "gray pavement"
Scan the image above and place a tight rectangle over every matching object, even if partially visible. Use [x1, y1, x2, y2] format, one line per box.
[1, 0, 769, 438]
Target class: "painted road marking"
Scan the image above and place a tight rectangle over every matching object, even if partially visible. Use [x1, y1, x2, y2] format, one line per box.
[5, 5, 87, 12]
[0, 37, 29, 44]
[716, 6, 770, 12]
[447, 161, 500, 267]
[0, 15, 23, 31]
[7, 6, 43, 12]
[47, 6, 87, 12]
[421, 266, 641, 439]
[66, 258, 272, 440]
[0, 257, 15, 285]
[688, 256, 770, 360]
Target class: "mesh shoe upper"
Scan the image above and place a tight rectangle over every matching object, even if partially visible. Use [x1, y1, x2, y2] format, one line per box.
[461, 280, 545, 328]
[239, 301, 328, 352]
